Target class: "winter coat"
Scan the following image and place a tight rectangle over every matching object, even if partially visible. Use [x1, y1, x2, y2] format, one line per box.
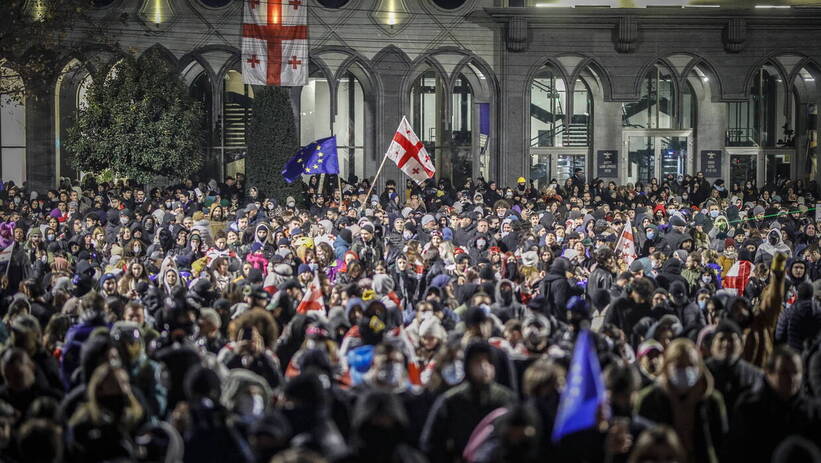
[490, 279, 526, 323]
[724, 379, 821, 463]
[421, 382, 516, 463]
[705, 357, 762, 413]
[775, 298, 821, 351]
[656, 258, 690, 293]
[635, 372, 727, 463]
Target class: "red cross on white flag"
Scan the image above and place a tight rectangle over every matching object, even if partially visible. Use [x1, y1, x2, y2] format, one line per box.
[296, 272, 324, 314]
[242, 0, 308, 86]
[386, 116, 436, 185]
[615, 221, 637, 266]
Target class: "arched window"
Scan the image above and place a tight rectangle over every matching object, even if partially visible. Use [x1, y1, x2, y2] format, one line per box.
[300, 66, 331, 146]
[530, 65, 566, 147]
[334, 71, 364, 184]
[449, 73, 473, 187]
[410, 69, 444, 173]
[623, 63, 676, 129]
[0, 65, 26, 186]
[727, 63, 789, 148]
[223, 69, 254, 178]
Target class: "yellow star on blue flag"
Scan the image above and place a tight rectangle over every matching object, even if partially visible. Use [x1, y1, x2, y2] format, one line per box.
[282, 136, 339, 183]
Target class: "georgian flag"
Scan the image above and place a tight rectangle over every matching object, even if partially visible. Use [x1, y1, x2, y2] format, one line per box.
[296, 272, 324, 314]
[241, 0, 308, 86]
[615, 221, 637, 266]
[386, 116, 436, 185]
[723, 260, 752, 296]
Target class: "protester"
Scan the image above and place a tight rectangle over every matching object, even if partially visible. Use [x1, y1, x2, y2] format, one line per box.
[0, 172, 819, 463]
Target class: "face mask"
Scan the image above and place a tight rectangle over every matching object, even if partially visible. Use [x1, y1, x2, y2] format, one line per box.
[165, 201, 172, 208]
[120, 217, 129, 225]
[669, 366, 699, 389]
[556, 237, 564, 244]
[441, 360, 464, 386]
[47, 234, 55, 241]
[701, 274, 712, 284]
[476, 239, 487, 249]
[420, 311, 433, 322]
[500, 289, 513, 305]
[710, 210, 719, 218]
[13, 197, 20, 205]
[134, 246, 142, 254]
[698, 300, 707, 310]
[646, 231, 655, 240]
[236, 394, 265, 416]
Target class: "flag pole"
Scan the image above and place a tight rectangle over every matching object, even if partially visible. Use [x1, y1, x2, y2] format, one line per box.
[361, 152, 390, 214]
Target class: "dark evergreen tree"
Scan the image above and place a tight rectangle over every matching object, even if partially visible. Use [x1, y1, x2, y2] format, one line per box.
[245, 86, 302, 205]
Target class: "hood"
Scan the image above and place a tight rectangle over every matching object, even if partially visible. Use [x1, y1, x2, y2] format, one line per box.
[660, 257, 683, 275]
[494, 279, 515, 305]
[372, 274, 395, 296]
[253, 223, 270, 244]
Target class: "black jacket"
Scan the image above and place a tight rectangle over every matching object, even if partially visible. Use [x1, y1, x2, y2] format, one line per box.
[725, 380, 821, 463]
[705, 357, 762, 413]
[420, 382, 516, 463]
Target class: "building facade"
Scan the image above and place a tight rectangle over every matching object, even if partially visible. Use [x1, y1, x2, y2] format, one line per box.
[2, 0, 821, 193]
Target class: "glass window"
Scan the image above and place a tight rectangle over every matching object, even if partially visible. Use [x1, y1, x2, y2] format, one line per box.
[450, 74, 473, 188]
[223, 70, 254, 177]
[627, 136, 654, 185]
[431, 0, 466, 9]
[730, 155, 756, 188]
[300, 71, 331, 144]
[623, 64, 676, 129]
[568, 79, 590, 147]
[410, 70, 443, 170]
[530, 66, 566, 147]
[727, 65, 790, 148]
[317, 0, 350, 7]
[0, 66, 26, 186]
[199, 0, 231, 7]
[335, 72, 365, 183]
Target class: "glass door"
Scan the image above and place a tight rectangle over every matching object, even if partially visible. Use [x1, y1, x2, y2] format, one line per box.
[623, 129, 693, 184]
[627, 136, 654, 185]
[529, 147, 588, 190]
[729, 154, 757, 190]
[765, 151, 792, 188]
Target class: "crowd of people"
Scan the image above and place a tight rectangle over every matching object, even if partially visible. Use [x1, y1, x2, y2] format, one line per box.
[0, 169, 820, 463]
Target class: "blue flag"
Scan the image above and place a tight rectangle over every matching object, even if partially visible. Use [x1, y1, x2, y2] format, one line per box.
[551, 329, 605, 443]
[282, 136, 339, 183]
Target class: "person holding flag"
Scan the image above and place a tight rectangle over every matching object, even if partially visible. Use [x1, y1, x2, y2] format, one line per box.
[615, 220, 638, 267]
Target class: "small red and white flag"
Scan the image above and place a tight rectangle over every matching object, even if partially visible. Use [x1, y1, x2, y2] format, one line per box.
[242, 0, 308, 86]
[723, 260, 752, 296]
[296, 272, 324, 314]
[386, 116, 436, 185]
[615, 221, 637, 266]
[0, 242, 13, 266]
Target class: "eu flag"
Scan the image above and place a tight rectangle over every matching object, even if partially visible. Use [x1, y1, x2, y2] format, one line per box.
[551, 329, 605, 443]
[282, 136, 339, 183]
